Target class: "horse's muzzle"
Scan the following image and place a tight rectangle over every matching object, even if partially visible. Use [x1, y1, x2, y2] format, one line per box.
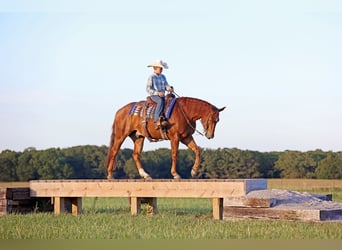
[205, 132, 214, 139]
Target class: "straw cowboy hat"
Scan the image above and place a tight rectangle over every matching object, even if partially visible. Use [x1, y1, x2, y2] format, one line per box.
[147, 59, 169, 69]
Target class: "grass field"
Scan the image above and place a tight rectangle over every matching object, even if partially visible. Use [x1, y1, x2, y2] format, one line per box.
[1, 179, 342, 239]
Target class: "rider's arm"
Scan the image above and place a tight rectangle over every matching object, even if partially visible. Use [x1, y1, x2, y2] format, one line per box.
[146, 75, 158, 96]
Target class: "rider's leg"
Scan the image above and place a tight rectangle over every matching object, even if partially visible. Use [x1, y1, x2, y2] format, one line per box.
[150, 96, 165, 124]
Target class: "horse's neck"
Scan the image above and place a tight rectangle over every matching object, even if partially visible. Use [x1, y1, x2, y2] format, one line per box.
[178, 97, 210, 121]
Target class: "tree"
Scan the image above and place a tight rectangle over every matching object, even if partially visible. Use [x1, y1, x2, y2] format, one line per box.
[0, 150, 18, 181]
[16, 148, 38, 181]
[1, 145, 341, 181]
[256, 151, 280, 178]
[30, 148, 73, 179]
[274, 150, 318, 178]
[200, 148, 262, 179]
[316, 152, 342, 179]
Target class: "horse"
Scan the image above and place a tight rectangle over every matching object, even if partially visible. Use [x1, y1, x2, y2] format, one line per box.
[105, 96, 225, 179]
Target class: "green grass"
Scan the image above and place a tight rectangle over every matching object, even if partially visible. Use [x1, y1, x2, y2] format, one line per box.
[1, 180, 342, 239]
[1, 195, 342, 239]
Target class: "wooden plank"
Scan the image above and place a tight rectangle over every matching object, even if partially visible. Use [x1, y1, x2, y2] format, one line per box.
[30, 179, 267, 198]
[212, 198, 223, 220]
[0, 188, 6, 199]
[0, 199, 8, 216]
[1, 187, 30, 200]
[11, 188, 30, 200]
[223, 207, 342, 221]
[224, 196, 275, 208]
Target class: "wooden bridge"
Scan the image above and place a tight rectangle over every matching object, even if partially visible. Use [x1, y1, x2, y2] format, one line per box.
[29, 179, 267, 220]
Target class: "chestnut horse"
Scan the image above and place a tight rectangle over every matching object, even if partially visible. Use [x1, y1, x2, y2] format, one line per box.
[105, 96, 225, 179]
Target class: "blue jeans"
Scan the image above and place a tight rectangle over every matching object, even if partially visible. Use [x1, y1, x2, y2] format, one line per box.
[150, 95, 165, 122]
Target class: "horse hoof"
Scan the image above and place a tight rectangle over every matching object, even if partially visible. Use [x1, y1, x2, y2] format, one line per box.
[107, 175, 113, 180]
[144, 176, 153, 180]
[173, 174, 181, 179]
[191, 169, 197, 178]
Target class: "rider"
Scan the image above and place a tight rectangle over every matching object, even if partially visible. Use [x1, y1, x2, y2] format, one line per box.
[146, 59, 174, 128]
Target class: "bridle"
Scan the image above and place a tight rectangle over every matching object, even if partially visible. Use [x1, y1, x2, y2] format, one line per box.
[172, 90, 217, 137]
[177, 103, 205, 136]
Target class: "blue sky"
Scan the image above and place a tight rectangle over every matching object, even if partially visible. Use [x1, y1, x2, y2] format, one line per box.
[0, 0, 341, 152]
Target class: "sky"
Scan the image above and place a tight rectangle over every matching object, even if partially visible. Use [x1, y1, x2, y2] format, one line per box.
[0, 0, 341, 153]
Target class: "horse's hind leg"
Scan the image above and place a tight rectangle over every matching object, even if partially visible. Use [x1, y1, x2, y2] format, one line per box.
[106, 128, 127, 179]
[106, 139, 125, 179]
[181, 136, 200, 177]
[131, 136, 151, 179]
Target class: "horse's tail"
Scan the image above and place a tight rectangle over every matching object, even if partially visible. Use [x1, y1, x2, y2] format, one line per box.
[105, 121, 116, 170]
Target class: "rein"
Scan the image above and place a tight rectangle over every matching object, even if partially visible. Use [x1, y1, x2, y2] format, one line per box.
[173, 91, 205, 137]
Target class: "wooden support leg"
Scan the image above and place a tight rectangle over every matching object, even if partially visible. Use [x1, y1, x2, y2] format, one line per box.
[212, 198, 223, 220]
[53, 197, 65, 215]
[70, 197, 82, 216]
[145, 197, 158, 215]
[130, 197, 158, 215]
[130, 197, 141, 215]
[53, 197, 82, 215]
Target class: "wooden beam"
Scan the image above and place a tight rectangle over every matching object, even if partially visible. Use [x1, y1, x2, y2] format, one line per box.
[223, 207, 342, 221]
[224, 196, 275, 208]
[30, 179, 267, 198]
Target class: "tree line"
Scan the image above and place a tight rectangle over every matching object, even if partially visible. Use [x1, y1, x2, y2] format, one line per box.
[0, 145, 341, 181]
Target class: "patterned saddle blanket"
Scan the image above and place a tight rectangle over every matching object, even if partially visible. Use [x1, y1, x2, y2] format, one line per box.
[128, 94, 177, 120]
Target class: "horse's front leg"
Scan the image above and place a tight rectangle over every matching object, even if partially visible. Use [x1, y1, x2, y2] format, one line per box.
[170, 138, 181, 179]
[181, 136, 200, 177]
[131, 136, 151, 179]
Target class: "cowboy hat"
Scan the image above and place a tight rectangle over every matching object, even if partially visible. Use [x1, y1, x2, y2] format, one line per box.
[147, 59, 169, 69]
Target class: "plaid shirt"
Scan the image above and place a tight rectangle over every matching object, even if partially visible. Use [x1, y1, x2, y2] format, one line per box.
[146, 73, 170, 96]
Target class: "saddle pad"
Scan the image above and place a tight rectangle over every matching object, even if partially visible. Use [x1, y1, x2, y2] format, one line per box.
[128, 98, 177, 119]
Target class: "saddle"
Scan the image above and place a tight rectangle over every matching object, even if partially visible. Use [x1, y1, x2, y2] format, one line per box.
[143, 93, 176, 141]
[128, 94, 177, 141]
[145, 93, 176, 126]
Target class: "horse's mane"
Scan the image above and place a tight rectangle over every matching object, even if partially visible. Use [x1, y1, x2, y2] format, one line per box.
[178, 97, 217, 111]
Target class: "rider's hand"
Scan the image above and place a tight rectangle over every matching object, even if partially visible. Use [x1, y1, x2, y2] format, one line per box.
[158, 92, 165, 97]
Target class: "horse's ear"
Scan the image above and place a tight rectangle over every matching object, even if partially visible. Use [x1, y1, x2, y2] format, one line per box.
[218, 107, 226, 112]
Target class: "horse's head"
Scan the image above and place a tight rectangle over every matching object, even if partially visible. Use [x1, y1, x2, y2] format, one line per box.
[201, 106, 226, 139]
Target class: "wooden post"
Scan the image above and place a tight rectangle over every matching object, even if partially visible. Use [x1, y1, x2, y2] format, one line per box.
[130, 197, 141, 215]
[53, 197, 65, 215]
[130, 197, 158, 215]
[70, 197, 82, 216]
[145, 197, 158, 215]
[212, 198, 223, 220]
